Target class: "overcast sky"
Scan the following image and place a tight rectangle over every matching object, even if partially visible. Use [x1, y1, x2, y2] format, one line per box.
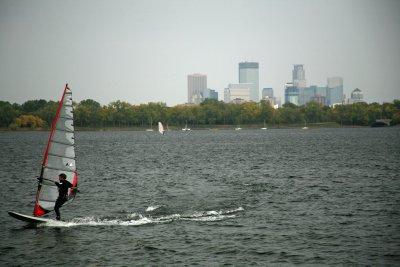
[1, 0, 399, 106]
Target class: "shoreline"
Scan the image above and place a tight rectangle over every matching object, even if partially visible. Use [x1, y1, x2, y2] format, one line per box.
[1, 122, 396, 132]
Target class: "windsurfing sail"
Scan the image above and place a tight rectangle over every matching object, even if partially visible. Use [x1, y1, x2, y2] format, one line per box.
[33, 84, 78, 217]
[158, 122, 165, 135]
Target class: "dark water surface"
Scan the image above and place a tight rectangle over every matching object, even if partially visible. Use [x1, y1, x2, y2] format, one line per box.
[1, 128, 399, 266]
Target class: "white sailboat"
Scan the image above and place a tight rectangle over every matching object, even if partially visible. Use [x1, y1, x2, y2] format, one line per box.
[9, 84, 79, 223]
[158, 122, 166, 135]
[261, 120, 267, 130]
[146, 117, 154, 131]
[302, 120, 309, 130]
[182, 120, 190, 131]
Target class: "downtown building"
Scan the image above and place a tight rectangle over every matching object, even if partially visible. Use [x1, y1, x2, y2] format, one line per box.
[239, 62, 259, 102]
[224, 83, 252, 103]
[350, 88, 364, 103]
[285, 64, 344, 106]
[327, 77, 344, 105]
[286, 65, 306, 105]
[262, 87, 280, 107]
[188, 74, 207, 104]
[284, 82, 299, 105]
[187, 74, 218, 104]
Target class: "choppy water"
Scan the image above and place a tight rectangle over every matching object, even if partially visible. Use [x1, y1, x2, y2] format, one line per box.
[1, 128, 399, 266]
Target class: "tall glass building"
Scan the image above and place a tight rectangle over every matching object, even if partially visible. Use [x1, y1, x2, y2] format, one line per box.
[239, 62, 259, 102]
[188, 74, 207, 104]
[327, 77, 343, 105]
[293, 64, 306, 88]
[284, 82, 299, 105]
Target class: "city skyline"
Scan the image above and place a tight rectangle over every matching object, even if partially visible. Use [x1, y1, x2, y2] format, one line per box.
[1, 0, 400, 106]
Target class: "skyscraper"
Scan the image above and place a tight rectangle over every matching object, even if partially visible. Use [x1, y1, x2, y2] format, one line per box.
[292, 64, 306, 88]
[327, 77, 343, 105]
[292, 65, 307, 105]
[239, 62, 259, 102]
[284, 82, 299, 105]
[187, 74, 207, 104]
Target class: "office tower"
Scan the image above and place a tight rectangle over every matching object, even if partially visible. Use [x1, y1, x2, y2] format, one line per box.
[302, 86, 328, 105]
[224, 83, 251, 103]
[351, 88, 364, 103]
[188, 74, 207, 104]
[284, 82, 299, 105]
[327, 77, 343, 105]
[293, 64, 306, 88]
[310, 95, 326, 105]
[302, 86, 316, 105]
[203, 88, 218, 100]
[239, 62, 259, 102]
[262, 88, 273, 99]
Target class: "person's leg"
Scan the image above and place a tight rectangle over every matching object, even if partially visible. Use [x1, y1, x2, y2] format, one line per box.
[54, 199, 62, 220]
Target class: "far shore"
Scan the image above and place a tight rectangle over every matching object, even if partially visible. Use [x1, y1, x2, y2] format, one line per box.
[1, 122, 396, 132]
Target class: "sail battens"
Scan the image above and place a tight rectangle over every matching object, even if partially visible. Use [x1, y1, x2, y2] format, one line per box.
[54, 127, 74, 133]
[44, 165, 74, 173]
[39, 198, 57, 203]
[51, 139, 75, 146]
[33, 84, 79, 217]
[48, 152, 75, 160]
[58, 115, 73, 120]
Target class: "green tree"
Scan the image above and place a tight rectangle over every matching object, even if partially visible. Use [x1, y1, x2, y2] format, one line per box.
[259, 100, 274, 124]
[241, 102, 261, 124]
[75, 99, 103, 127]
[35, 101, 59, 126]
[281, 103, 301, 123]
[0, 101, 20, 127]
[21, 99, 47, 113]
[303, 101, 324, 123]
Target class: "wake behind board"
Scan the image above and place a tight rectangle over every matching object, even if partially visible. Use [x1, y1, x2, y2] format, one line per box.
[8, 211, 53, 224]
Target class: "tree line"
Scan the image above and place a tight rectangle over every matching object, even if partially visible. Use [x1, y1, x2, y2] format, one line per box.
[1, 98, 399, 129]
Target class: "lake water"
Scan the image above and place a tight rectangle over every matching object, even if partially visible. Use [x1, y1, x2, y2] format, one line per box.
[0, 128, 399, 266]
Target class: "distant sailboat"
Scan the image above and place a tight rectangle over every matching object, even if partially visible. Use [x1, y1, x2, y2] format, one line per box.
[9, 84, 79, 223]
[146, 117, 154, 131]
[158, 122, 165, 135]
[235, 124, 242, 130]
[302, 120, 309, 130]
[261, 120, 267, 130]
[182, 120, 190, 131]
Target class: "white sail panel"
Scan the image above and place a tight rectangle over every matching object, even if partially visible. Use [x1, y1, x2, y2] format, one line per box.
[158, 122, 165, 134]
[56, 117, 74, 132]
[46, 155, 75, 171]
[52, 131, 74, 146]
[38, 185, 59, 209]
[42, 168, 75, 182]
[48, 142, 75, 158]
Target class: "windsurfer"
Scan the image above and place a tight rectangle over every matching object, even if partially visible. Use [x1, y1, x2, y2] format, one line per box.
[54, 173, 73, 220]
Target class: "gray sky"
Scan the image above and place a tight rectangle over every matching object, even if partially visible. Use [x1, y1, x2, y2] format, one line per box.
[1, 0, 399, 106]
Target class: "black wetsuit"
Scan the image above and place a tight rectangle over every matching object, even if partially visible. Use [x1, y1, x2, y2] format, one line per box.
[54, 180, 73, 219]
